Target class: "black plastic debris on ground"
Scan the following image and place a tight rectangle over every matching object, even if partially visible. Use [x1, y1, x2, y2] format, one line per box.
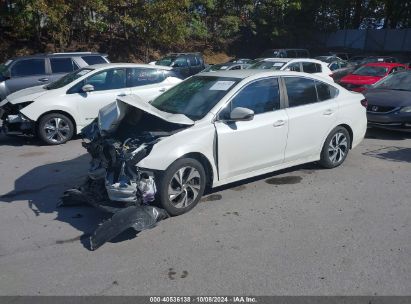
[60, 180, 168, 250]
[89, 205, 168, 250]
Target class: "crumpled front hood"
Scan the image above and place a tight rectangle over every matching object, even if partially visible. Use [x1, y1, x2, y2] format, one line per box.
[98, 94, 194, 134]
[6, 85, 48, 105]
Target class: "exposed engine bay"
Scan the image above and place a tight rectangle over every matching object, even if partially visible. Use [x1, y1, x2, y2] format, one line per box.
[60, 96, 193, 250]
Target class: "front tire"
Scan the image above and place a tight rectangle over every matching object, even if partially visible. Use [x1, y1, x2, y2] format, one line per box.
[319, 126, 350, 169]
[157, 158, 206, 216]
[37, 113, 74, 145]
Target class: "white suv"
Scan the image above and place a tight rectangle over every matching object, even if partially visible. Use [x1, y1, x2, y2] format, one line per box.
[249, 58, 333, 81]
[0, 63, 181, 144]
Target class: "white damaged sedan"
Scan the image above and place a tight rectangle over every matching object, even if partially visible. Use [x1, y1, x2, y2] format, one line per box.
[81, 69, 367, 216]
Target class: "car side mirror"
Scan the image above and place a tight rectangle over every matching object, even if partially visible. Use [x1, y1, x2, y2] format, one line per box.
[230, 107, 254, 121]
[284, 68, 291, 71]
[82, 84, 94, 92]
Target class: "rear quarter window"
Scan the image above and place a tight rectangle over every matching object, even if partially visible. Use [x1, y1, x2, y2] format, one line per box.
[316, 81, 338, 101]
[284, 77, 318, 107]
[50, 58, 78, 73]
[81, 56, 107, 65]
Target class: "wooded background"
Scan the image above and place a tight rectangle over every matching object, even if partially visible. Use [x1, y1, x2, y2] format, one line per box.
[0, 0, 410, 62]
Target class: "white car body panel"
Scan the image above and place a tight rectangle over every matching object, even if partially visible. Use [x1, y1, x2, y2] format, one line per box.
[7, 63, 182, 133]
[253, 58, 333, 81]
[132, 70, 366, 189]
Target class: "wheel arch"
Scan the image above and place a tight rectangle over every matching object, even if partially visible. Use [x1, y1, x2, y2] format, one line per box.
[338, 123, 354, 149]
[36, 110, 78, 134]
[179, 152, 214, 189]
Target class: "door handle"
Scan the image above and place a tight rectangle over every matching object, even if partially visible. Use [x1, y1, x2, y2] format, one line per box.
[323, 109, 334, 115]
[38, 78, 49, 82]
[273, 120, 285, 127]
[117, 93, 127, 97]
[159, 88, 167, 92]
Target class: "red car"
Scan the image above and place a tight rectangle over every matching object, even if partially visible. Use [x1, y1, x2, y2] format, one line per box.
[339, 62, 408, 92]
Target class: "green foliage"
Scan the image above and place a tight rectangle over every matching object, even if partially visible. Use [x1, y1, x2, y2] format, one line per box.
[1, 0, 407, 55]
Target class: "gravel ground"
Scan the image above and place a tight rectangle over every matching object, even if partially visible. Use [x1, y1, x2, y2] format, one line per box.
[0, 128, 410, 295]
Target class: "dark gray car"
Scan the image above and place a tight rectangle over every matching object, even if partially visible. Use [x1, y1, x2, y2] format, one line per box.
[155, 53, 205, 78]
[0, 52, 109, 100]
[365, 70, 411, 130]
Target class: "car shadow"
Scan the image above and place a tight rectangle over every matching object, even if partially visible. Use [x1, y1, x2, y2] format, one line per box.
[365, 127, 411, 141]
[0, 153, 139, 250]
[205, 162, 321, 195]
[0, 133, 42, 146]
[363, 146, 411, 163]
[0, 133, 82, 147]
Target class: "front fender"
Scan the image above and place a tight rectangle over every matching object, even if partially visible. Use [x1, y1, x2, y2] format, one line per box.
[137, 124, 218, 181]
[20, 104, 80, 132]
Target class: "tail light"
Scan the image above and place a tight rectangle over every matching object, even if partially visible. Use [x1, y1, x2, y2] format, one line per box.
[360, 98, 368, 108]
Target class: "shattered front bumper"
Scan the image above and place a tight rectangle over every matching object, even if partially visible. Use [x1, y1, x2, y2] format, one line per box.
[0, 102, 35, 135]
[60, 123, 166, 250]
[1, 113, 35, 135]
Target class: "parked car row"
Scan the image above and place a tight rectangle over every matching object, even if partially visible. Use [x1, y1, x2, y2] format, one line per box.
[1, 48, 410, 147]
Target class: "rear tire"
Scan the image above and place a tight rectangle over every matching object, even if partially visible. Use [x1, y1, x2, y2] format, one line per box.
[37, 113, 74, 145]
[319, 126, 350, 169]
[157, 158, 206, 216]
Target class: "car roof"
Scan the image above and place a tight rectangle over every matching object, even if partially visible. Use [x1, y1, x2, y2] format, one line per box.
[365, 62, 405, 67]
[9, 52, 107, 60]
[167, 52, 202, 56]
[213, 62, 242, 67]
[262, 58, 324, 64]
[87, 63, 173, 70]
[196, 69, 329, 80]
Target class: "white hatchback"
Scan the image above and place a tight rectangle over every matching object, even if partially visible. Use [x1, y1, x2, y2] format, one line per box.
[0, 63, 182, 144]
[249, 58, 334, 81]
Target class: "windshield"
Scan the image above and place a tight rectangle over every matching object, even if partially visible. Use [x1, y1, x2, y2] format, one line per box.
[249, 61, 285, 70]
[373, 72, 411, 91]
[46, 68, 93, 90]
[156, 56, 177, 67]
[150, 76, 240, 120]
[352, 65, 388, 77]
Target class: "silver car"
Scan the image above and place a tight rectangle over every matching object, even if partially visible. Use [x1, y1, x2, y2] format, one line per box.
[0, 52, 109, 101]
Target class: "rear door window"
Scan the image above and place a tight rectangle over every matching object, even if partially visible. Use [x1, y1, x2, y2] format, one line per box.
[284, 77, 317, 107]
[187, 55, 199, 66]
[128, 68, 165, 86]
[50, 58, 77, 73]
[81, 55, 107, 65]
[10, 59, 46, 77]
[174, 57, 188, 67]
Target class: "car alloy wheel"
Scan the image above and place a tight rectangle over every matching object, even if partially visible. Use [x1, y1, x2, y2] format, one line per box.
[328, 132, 348, 164]
[43, 117, 71, 144]
[168, 166, 201, 209]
